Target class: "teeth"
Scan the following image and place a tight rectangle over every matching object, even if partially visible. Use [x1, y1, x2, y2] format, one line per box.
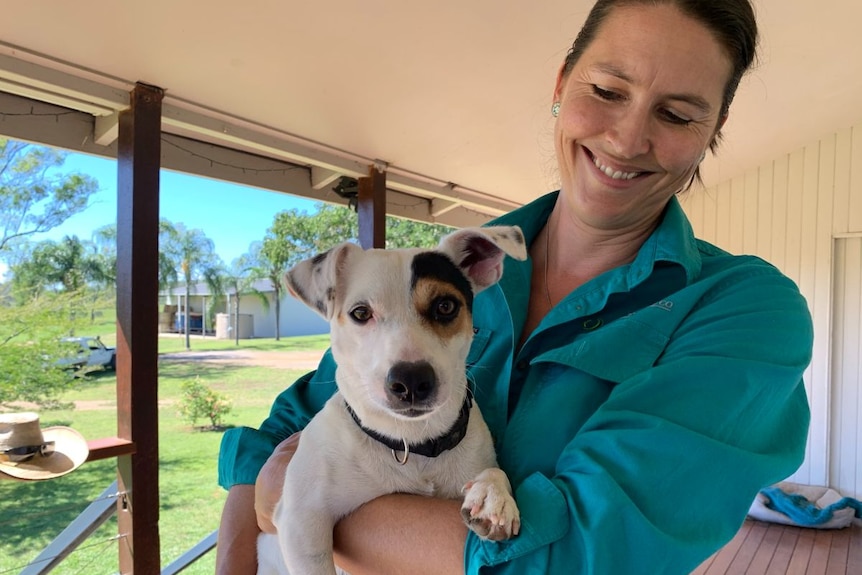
[593, 155, 640, 180]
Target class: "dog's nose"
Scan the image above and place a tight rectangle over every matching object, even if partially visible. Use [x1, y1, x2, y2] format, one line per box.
[386, 361, 436, 405]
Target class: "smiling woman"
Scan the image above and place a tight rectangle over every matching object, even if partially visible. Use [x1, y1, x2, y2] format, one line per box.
[216, 2, 813, 574]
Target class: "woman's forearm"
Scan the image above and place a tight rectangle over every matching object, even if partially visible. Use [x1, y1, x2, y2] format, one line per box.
[216, 484, 260, 575]
[334, 494, 468, 575]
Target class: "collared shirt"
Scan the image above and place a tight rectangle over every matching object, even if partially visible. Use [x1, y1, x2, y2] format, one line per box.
[219, 191, 813, 574]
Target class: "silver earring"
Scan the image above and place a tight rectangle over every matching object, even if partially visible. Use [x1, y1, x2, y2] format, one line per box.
[552, 102, 560, 117]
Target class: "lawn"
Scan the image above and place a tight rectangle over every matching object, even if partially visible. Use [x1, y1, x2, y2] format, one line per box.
[0, 334, 330, 575]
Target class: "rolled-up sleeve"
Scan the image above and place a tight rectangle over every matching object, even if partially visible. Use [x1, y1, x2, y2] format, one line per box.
[218, 350, 338, 489]
[465, 267, 813, 574]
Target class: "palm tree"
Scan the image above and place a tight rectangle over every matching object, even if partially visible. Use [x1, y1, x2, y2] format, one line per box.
[160, 221, 224, 350]
[253, 232, 294, 342]
[222, 254, 269, 345]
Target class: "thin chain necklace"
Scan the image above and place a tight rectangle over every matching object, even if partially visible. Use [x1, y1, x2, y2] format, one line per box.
[544, 211, 554, 307]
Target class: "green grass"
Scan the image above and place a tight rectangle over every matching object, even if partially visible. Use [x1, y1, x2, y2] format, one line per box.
[156, 333, 331, 354]
[0, 334, 329, 575]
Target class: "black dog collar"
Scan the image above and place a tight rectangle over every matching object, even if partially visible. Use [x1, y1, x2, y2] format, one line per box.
[345, 394, 473, 464]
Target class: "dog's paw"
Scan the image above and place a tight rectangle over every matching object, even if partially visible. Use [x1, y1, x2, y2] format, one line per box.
[460, 468, 521, 541]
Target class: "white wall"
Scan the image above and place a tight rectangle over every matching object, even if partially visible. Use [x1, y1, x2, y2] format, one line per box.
[680, 120, 862, 498]
[234, 291, 329, 338]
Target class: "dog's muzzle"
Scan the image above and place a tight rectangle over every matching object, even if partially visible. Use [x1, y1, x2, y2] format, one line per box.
[386, 360, 437, 413]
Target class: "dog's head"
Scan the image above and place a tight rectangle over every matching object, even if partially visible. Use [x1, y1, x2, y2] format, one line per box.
[284, 226, 526, 435]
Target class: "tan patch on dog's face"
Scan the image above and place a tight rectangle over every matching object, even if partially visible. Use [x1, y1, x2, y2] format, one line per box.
[409, 251, 475, 344]
[412, 277, 473, 341]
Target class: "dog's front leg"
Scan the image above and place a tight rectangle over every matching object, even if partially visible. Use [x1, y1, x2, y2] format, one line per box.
[273, 495, 339, 575]
[461, 467, 521, 541]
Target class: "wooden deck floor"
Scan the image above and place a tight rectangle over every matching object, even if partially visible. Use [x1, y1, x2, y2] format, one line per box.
[691, 519, 862, 575]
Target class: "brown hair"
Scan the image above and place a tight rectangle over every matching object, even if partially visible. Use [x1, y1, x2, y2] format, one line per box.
[562, 0, 758, 169]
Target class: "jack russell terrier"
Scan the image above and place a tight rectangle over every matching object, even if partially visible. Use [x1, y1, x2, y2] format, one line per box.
[256, 226, 526, 575]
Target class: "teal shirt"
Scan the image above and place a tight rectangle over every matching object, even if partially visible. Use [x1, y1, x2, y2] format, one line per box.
[219, 192, 813, 574]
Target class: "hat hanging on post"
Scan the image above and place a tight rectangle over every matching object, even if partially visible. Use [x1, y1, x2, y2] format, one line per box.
[0, 412, 89, 481]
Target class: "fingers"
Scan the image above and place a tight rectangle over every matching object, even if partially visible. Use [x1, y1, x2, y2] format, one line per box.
[255, 431, 302, 534]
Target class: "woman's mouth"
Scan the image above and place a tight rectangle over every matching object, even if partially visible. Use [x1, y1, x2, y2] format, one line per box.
[589, 151, 644, 180]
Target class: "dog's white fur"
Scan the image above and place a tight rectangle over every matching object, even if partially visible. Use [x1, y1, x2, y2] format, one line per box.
[256, 226, 526, 575]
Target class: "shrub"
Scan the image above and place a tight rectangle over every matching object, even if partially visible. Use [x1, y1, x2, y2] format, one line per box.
[178, 377, 233, 429]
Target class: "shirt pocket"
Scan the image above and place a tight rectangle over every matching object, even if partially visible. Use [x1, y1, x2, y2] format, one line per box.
[534, 317, 669, 384]
[466, 326, 491, 368]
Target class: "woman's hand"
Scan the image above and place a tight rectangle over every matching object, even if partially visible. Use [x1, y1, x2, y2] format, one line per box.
[255, 431, 302, 533]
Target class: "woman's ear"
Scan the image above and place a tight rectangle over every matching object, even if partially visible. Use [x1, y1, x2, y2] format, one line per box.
[553, 63, 568, 106]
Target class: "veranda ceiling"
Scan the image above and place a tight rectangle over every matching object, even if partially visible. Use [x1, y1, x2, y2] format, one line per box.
[1, 0, 860, 224]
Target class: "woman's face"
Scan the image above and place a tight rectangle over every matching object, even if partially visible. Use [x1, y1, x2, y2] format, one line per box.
[554, 3, 732, 232]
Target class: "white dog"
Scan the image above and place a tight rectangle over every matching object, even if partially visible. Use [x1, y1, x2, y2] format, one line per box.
[256, 226, 526, 575]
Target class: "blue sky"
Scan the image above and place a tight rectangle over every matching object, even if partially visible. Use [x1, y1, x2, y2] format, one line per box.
[1, 150, 320, 277]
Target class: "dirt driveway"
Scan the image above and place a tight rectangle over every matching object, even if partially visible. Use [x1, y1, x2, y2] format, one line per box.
[159, 349, 325, 371]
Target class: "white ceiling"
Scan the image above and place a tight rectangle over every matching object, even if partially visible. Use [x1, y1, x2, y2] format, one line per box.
[1, 0, 860, 211]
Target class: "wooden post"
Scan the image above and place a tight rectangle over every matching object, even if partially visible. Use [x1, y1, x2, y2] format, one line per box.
[115, 81, 163, 574]
[357, 165, 386, 249]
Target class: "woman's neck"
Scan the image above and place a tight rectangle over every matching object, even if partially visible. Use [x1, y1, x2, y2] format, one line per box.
[543, 205, 657, 301]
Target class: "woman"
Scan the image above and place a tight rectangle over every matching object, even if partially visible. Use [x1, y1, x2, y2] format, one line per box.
[217, 1, 813, 573]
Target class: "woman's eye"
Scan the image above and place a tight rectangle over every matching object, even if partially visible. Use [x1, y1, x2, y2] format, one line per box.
[660, 108, 692, 125]
[593, 85, 622, 101]
[349, 306, 372, 323]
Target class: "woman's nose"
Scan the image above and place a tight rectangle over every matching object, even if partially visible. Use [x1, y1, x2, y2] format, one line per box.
[607, 108, 651, 158]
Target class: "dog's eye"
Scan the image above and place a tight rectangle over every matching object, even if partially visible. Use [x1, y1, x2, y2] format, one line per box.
[349, 305, 372, 323]
[433, 297, 459, 320]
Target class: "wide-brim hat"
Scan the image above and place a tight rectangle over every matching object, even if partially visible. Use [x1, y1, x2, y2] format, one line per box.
[0, 412, 89, 481]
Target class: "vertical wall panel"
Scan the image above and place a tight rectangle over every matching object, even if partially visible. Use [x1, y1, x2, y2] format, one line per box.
[728, 175, 746, 254]
[809, 137, 836, 487]
[785, 149, 805, 284]
[743, 169, 759, 255]
[831, 238, 862, 499]
[770, 155, 789, 272]
[851, 126, 862, 232]
[680, 187, 704, 233]
[833, 128, 852, 235]
[756, 165, 773, 260]
[797, 143, 825, 484]
[715, 180, 732, 249]
[702, 188, 717, 242]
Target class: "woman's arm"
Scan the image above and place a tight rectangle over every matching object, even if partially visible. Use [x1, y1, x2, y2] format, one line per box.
[215, 484, 259, 575]
[216, 433, 303, 573]
[334, 494, 467, 575]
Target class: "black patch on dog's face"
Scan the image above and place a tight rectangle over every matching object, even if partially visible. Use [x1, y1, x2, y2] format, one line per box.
[411, 252, 473, 312]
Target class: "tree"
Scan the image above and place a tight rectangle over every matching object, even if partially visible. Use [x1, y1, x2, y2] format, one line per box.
[0, 291, 89, 409]
[259, 202, 453, 338]
[0, 139, 99, 255]
[89, 224, 118, 289]
[383, 216, 453, 249]
[10, 234, 111, 290]
[254, 223, 299, 342]
[221, 254, 269, 346]
[8, 235, 115, 328]
[160, 221, 224, 349]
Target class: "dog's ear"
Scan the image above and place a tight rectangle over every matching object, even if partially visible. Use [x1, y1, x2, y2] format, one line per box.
[437, 226, 527, 293]
[283, 242, 361, 320]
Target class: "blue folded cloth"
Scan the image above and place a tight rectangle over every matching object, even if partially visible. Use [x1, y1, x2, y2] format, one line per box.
[761, 486, 862, 526]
